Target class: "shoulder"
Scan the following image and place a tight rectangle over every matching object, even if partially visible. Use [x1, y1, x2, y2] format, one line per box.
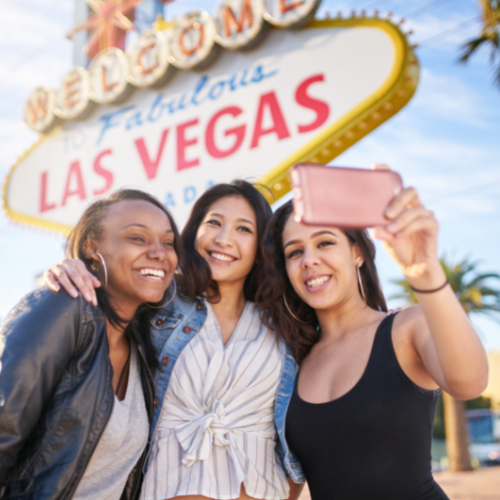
[155, 289, 205, 323]
[0, 288, 89, 358]
[392, 305, 427, 341]
[2, 287, 84, 328]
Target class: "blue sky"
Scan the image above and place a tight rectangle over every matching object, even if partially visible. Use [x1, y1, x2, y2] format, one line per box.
[1, 0, 500, 350]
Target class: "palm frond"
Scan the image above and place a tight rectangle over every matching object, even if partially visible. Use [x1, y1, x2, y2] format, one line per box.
[459, 36, 489, 62]
[391, 255, 500, 320]
[460, 0, 500, 89]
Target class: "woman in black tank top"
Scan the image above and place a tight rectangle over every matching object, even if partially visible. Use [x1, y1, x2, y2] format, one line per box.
[257, 175, 488, 500]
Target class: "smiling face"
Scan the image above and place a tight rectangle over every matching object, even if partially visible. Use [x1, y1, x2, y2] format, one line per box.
[282, 215, 364, 311]
[194, 195, 258, 288]
[89, 200, 178, 313]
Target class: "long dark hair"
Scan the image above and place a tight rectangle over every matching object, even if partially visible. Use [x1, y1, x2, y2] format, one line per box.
[66, 189, 182, 367]
[178, 180, 272, 302]
[256, 200, 387, 363]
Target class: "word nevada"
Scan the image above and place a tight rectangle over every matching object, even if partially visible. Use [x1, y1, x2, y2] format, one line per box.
[25, 0, 322, 133]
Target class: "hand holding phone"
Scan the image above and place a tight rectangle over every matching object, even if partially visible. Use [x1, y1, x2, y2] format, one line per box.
[291, 164, 403, 229]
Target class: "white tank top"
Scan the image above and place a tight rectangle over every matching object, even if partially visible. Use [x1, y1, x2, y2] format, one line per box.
[140, 301, 289, 500]
[74, 344, 149, 500]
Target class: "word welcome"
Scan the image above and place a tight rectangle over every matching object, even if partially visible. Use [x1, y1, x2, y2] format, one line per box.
[24, 0, 322, 133]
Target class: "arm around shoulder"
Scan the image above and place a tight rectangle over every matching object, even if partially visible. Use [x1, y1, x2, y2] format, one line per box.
[0, 287, 83, 481]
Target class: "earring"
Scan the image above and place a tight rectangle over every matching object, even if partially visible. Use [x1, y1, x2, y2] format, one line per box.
[146, 280, 177, 309]
[357, 264, 365, 301]
[97, 253, 108, 287]
[283, 286, 314, 324]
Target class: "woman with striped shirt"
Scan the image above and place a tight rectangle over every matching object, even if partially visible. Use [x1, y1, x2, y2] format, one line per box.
[44, 181, 304, 500]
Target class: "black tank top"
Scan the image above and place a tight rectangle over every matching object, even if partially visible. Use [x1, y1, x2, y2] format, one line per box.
[286, 314, 449, 500]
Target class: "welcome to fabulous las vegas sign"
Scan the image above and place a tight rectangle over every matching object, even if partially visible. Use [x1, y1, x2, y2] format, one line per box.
[3, 0, 419, 233]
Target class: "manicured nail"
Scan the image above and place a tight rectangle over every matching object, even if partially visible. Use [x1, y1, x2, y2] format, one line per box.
[385, 209, 395, 219]
[70, 290, 78, 298]
[84, 292, 92, 302]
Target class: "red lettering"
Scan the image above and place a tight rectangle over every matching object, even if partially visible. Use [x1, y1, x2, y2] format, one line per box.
[280, 0, 304, 13]
[179, 24, 204, 56]
[177, 119, 200, 171]
[93, 149, 114, 195]
[64, 76, 80, 110]
[39, 171, 56, 213]
[206, 107, 246, 159]
[295, 74, 330, 133]
[101, 65, 118, 92]
[137, 43, 158, 75]
[135, 129, 169, 180]
[223, 0, 254, 36]
[250, 92, 290, 149]
[62, 161, 87, 206]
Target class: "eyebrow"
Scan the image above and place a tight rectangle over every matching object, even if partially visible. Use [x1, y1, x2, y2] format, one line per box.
[122, 223, 173, 233]
[208, 213, 255, 226]
[283, 230, 338, 250]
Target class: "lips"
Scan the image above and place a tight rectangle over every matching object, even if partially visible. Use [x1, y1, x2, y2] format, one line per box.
[208, 251, 237, 264]
[304, 275, 331, 289]
[137, 268, 166, 281]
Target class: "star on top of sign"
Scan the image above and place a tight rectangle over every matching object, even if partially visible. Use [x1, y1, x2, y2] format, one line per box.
[68, 0, 174, 60]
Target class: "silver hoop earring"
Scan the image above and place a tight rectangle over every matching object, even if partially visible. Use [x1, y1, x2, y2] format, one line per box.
[357, 265, 365, 302]
[147, 280, 177, 309]
[283, 286, 314, 324]
[97, 253, 108, 287]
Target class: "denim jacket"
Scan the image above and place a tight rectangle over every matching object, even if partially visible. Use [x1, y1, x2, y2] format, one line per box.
[144, 285, 305, 483]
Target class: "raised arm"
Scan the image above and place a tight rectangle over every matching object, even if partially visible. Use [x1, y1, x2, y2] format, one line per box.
[44, 259, 101, 305]
[373, 185, 488, 400]
[0, 289, 81, 482]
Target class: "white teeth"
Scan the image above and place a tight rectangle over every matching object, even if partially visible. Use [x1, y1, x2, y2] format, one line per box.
[306, 276, 329, 288]
[140, 268, 165, 279]
[210, 252, 234, 262]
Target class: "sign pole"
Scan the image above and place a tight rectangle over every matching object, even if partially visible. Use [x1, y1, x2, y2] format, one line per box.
[73, 0, 89, 68]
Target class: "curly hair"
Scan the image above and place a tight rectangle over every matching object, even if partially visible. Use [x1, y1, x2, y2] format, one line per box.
[177, 180, 273, 302]
[256, 200, 387, 363]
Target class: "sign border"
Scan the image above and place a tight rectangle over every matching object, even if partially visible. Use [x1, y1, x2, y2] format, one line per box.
[2, 16, 419, 234]
[258, 16, 419, 204]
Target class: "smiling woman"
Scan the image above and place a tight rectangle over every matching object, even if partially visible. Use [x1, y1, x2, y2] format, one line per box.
[257, 176, 489, 499]
[0, 189, 180, 500]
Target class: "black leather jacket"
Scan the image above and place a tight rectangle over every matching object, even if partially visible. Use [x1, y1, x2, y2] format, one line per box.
[0, 287, 155, 500]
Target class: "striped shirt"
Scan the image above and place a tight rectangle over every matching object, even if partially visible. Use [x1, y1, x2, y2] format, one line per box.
[140, 301, 289, 500]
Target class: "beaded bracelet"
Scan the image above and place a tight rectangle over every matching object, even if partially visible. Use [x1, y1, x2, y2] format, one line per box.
[409, 279, 449, 294]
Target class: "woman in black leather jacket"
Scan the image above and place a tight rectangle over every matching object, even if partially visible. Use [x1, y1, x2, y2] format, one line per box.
[0, 189, 181, 500]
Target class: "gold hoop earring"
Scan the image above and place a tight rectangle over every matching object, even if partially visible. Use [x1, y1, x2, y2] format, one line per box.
[97, 253, 108, 287]
[357, 264, 365, 302]
[146, 280, 177, 309]
[283, 286, 314, 324]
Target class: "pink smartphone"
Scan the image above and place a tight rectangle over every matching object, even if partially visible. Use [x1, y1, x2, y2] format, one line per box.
[290, 164, 403, 228]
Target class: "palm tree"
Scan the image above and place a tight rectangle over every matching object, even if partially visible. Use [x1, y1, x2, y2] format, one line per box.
[460, 1, 500, 88]
[392, 256, 500, 472]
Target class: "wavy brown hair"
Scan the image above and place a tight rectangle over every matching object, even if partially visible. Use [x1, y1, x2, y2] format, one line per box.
[66, 189, 182, 367]
[256, 200, 387, 363]
[178, 180, 273, 302]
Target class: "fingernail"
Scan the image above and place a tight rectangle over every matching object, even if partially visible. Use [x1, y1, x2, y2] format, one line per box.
[92, 299, 98, 306]
[70, 290, 78, 298]
[84, 293, 91, 302]
[385, 209, 395, 219]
